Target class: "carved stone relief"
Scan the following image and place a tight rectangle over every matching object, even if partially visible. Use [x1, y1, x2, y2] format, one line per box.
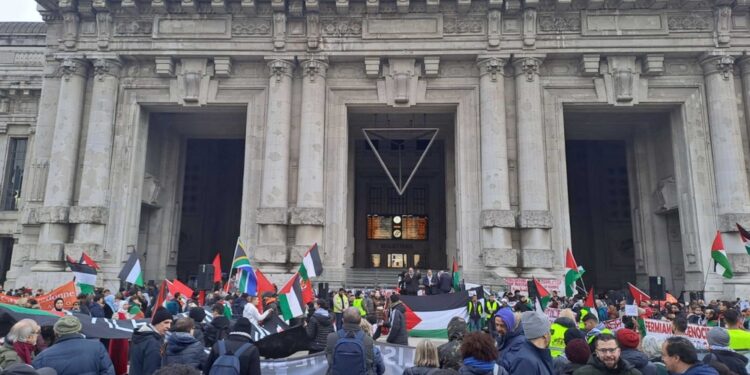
[114, 20, 154, 35]
[667, 13, 713, 30]
[538, 13, 582, 32]
[232, 18, 272, 35]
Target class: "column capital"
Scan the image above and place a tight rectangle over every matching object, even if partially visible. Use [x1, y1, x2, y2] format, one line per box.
[57, 56, 89, 80]
[91, 57, 123, 80]
[737, 56, 750, 76]
[267, 58, 295, 82]
[700, 53, 736, 80]
[477, 55, 509, 82]
[512, 55, 545, 82]
[300, 58, 328, 82]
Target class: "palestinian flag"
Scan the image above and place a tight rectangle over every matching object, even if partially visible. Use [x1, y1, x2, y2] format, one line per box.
[628, 282, 650, 305]
[560, 248, 584, 298]
[66, 259, 97, 294]
[299, 243, 323, 280]
[531, 277, 550, 312]
[584, 287, 598, 320]
[711, 231, 733, 279]
[452, 257, 461, 291]
[79, 252, 100, 269]
[231, 238, 252, 269]
[400, 287, 483, 338]
[278, 273, 306, 320]
[118, 251, 144, 287]
[737, 223, 750, 255]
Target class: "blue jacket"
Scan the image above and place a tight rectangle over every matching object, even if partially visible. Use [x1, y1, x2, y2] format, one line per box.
[163, 332, 207, 370]
[89, 303, 105, 318]
[496, 324, 525, 369]
[129, 324, 164, 375]
[32, 334, 114, 375]
[682, 364, 720, 375]
[502, 340, 554, 375]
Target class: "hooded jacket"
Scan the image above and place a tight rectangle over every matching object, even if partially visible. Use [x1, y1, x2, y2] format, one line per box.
[163, 332, 207, 369]
[129, 324, 164, 375]
[437, 318, 467, 371]
[306, 310, 334, 352]
[31, 333, 114, 375]
[203, 315, 230, 348]
[496, 323, 526, 370]
[704, 349, 748, 375]
[619, 348, 657, 375]
[502, 340, 555, 375]
[387, 302, 409, 346]
[572, 356, 641, 375]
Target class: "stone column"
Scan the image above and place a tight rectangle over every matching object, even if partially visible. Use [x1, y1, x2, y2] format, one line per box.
[292, 58, 327, 261]
[477, 56, 516, 271]
[36, 57, 89, 268]
[73, 57, 122, 246]
[513, 56, 553, 268]
[702, 54, 750, 227]
[257, 59, 295, 265]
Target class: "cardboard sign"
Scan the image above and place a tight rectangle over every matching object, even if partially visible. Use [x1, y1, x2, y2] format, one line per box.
[37, 281, 78, 311]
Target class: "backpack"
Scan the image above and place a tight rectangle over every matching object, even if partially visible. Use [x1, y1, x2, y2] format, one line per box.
[208, 340, 252, 375]
[331, 330, 367, 375]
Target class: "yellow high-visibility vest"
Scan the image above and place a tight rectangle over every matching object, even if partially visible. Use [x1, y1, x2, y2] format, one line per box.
[352, 298, 366, 317]
[550, 323, 568, 358]
[728, 328, 750, 351]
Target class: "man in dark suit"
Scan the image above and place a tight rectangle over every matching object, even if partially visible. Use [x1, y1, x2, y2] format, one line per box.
[422, 269, 438, 295]
[438, 270, 453, 294]
[403, 267, 421, 295]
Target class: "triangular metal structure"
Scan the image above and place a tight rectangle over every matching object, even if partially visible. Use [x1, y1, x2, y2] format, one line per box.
[362, 128, 439, 196]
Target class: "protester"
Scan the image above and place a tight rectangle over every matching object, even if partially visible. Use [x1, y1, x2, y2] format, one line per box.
[494, 308, 525, 366]
[51, 299, 65, 314]
[404, 268, 421, 296]
[672, 316, 688, 337]
[616, 328, 657, 375]
[501, 311, 554, 375]
[661, 336, 718, 375]
[458, 332, 504, 375]
[723, 309, 750, 350]
[353, 291, 367, 318]
[438, 271, 452, 294]
[467, 295, 483, 332]
[359, 319, 385, 375]
[422, 270, 438, 295]
[640, 336, 667, 375]
[31, 316, 114, 375]
[204, 317, 261, 375]
[242, 295, 272, 326]
[573, 334, 639, 375]
[162, 318, 206, 370]
[333, 288, 349, 331]
[152, 364, 201, 375]
[129, 307, 172, 375]
[703, 327, 748, 375]
[306, 299, 334, 355]
[89, 294, 105, 318]
[386, 294, 408, 346]
[0, 320, 40, 367]
[203, 303, 230, 348]
[403, 340, 440, 375]
[2, 363, 57, 375]
[550, 311, 578, 358]
[325, 307, 375, 375]
[438, 317, 467, 371]
[559, 339, 591, 375]
[552, 328, 586, 372]
[484, 295, 500, 334]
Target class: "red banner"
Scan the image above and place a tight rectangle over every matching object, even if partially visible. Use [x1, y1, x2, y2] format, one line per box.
[0, 294, 19, 304]
[504, 278, 561, 295]
[37, 281, 78, 311]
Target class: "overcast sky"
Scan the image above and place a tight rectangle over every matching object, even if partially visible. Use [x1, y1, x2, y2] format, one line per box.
[0, 1, 43, 22]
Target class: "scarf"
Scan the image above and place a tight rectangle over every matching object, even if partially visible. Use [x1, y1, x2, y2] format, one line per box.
[104, 295, 117, 312]
[463, 356, 495, 371]
[12, 341, 34, 364]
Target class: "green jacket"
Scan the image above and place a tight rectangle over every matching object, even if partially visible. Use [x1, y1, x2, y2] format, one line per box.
[0, 342, 21, 369]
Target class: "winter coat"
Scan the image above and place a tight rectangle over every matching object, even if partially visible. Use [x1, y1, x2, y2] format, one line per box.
[404, 273, 421, 295]
[32, 333, 114, 375]
[680, 364, 720, 375]
[438, 273, 453, 294]
[561, 362, 585, 375]
[204, 332, 261, 375]
[89, 303, 105, 318]
[496, 324, 526, 370]
[129, 324, 164, 375]
[306, 311, 334, 352]
[192, 321, 206, 346]
[403, 366, 441, 375]
[163, 332, 207, 370]
[572, 356, 642, 375]
[438, 317, 467, 371]
[620, 349, 657, 375]
[502, 340, 555, 375]
[0, 341, 21, 368]
[703, 350, 748, 375]
[459, 358, 507, 375]
[325, 322, 375, 375]
[374, 346, 385, 375]
[203, 316, 230, 348]
[387, 302, 409, 346]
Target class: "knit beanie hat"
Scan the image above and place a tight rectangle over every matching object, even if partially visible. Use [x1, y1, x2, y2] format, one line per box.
[233, 317, 254, 335]
[565, 338, 592, 365]
[521, 311, 550, 339]
[151, 307, 173, 326]
[495, 307, 515, 331]
[616, 328, 640, 349]
[707, 327, 730, 348]
[53, 315, 82, 336]
[189, 307, 207, 323]
[564, 328, 586, 344]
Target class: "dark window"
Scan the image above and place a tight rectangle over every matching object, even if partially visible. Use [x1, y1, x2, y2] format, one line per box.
[2, 138, 27, 211]
[0, 238, 12, 285]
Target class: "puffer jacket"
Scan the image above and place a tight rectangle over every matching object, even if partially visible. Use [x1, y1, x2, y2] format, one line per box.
[129, 324, 164, 375]
[387, 302, 409, 346]
[620, 349, 657, 375]
[306, 310, 334, 352]
[31, 333, 114, 375]
[704, 350, 748, 375]
[572, 356, 641, 375]
[163, 332, 207, 369]
[203, 316, 230, 348]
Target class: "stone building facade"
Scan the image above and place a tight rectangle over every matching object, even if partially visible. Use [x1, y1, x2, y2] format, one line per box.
[1, 0, 750, 298]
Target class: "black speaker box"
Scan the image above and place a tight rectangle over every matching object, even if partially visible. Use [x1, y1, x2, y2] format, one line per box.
[649, 276, 666, 301]
[197, 264, 215, 291]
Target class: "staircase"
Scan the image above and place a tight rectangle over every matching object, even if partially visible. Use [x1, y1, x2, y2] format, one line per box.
[341, 268, 404, 290]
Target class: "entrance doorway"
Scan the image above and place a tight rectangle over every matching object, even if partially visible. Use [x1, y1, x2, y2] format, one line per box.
[351, 113, 451, 270]
[177, 139, 244, 281]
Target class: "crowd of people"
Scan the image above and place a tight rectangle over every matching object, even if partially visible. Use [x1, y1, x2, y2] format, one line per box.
[0, 280, 749, 375]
